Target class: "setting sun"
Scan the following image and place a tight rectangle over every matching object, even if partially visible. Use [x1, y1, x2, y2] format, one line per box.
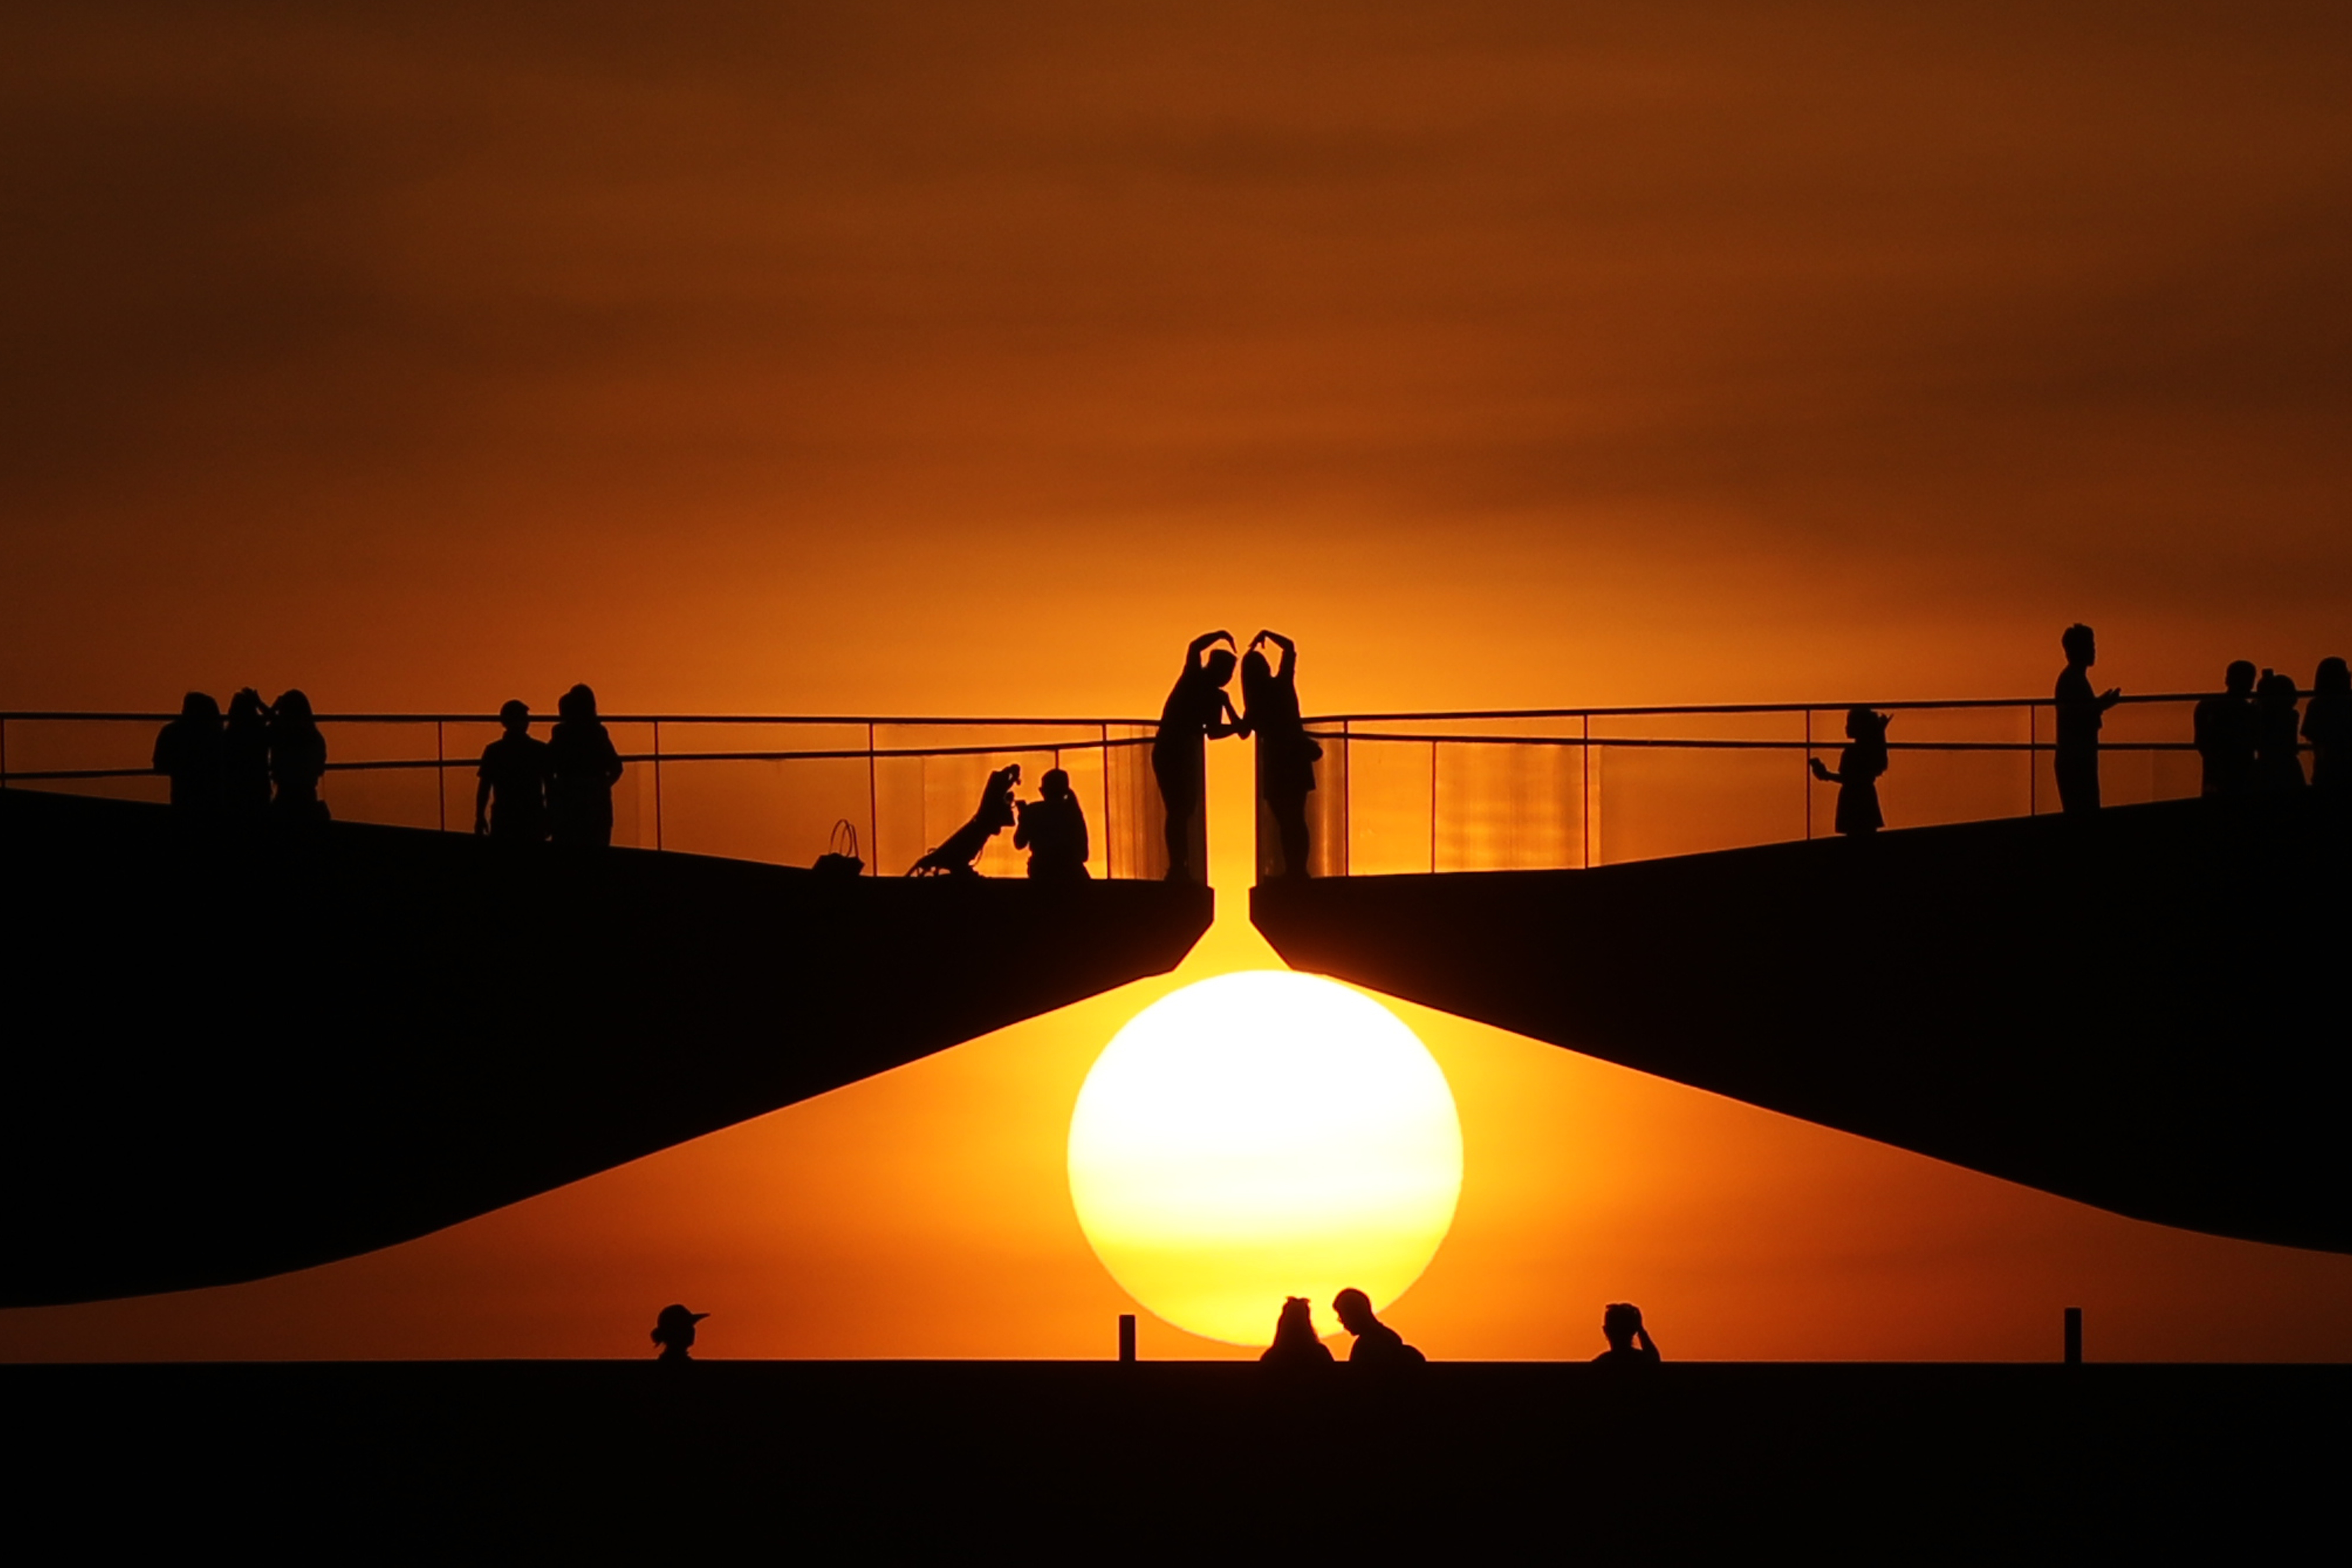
[1066, 971, 1464, 1346]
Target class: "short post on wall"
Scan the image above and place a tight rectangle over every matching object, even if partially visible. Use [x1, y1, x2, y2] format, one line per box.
[1118, 1313, 1137, 1364]
[653, 719, 664, 851]
[436, 720, 446, 833]
[2064, 1306, 2082, 1366]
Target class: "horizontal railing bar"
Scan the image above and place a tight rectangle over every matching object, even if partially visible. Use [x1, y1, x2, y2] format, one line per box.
[0, 735, 1159, 783]
[1316, 730, 2210, 753]
[0, 711, 1157, 728]
[1308, 691, 2230, 724]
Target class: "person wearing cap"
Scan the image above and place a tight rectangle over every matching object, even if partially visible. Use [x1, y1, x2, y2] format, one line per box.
[652, 1303, 708, 1362]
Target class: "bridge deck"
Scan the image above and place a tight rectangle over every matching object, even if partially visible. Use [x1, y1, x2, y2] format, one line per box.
[0, 788, 1210, 1305]
[1255, 794, 2351, 1252]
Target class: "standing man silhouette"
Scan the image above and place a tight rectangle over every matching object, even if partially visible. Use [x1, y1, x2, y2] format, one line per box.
[2193, 661, 2259, 797]
[2053, 624, 2121, 815]
[1151, 631, 1241, 883]
[475, 700, 551, 841]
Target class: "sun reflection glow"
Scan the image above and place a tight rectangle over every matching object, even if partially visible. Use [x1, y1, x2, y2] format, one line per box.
[1068, 971, 1464, 1346]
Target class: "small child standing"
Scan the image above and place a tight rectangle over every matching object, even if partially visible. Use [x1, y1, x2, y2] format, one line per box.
[1810, 706, 1892, 836]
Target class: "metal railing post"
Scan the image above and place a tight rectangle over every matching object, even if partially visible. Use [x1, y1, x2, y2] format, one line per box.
[436, 721, 446, 832]
[2, 715, 8, 788]
[1581, 713, 1591, 869]
[653, 720, 664, 850]
[1804, 708, 1813, 840]
[867, 722, 880, 877]
[1428, 740, 1438, 874]
[2027, 702, 2037, 817]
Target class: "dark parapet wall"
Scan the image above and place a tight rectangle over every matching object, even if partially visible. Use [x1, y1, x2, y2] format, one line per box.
[0, 789, 1211, 1306]
[1254, 795, 2352, 1253]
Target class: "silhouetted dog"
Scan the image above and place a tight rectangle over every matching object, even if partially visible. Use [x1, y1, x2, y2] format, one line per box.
[909, 764, 1021, 876]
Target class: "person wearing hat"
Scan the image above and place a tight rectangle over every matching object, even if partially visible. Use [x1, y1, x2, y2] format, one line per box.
[652, 1304, 708, 1362]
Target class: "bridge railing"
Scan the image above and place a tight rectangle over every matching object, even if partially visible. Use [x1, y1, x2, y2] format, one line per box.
[0, 712, 1172, 880]
[1266, 694, 2233, 880]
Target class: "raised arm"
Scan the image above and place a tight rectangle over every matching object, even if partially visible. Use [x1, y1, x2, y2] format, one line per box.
[1187, 630, 1236, 661]
[1255, 630, 1297, 682]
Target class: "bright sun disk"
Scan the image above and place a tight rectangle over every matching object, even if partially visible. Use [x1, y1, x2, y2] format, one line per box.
[1067, 970, 1463, 1346]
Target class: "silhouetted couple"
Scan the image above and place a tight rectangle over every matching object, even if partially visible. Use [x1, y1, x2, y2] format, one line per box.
[153, 686, 327, 821]
[1260, 1290, 1425, 1368]
[474, 685, 625, 846]
[2196, 657, 2348, 796]
[1154, 629, 1320, 881]
[909, 763, 1089, 878]
[1810, 707, 1890, 836]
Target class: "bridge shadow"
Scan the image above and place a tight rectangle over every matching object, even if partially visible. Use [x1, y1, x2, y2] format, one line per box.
[1253, 794, 2351, 1253]
[0, 789, 1211, 1306]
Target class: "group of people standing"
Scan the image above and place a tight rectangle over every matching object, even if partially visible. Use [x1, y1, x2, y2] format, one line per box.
[152, 687, 329, 820]
[1804, 624, 2350, 838]
[1153, 628, 1321, 881]
[472, 685, 627, 847]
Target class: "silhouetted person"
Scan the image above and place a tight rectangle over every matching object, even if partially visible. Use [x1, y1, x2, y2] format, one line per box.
[1240, 629, 1323, 880]
[547, 684, 624, 847]
[2193, 661, 2259, 797]
[651, 1303, 707, 1363]
[1333, 1287, 1425, 1367]
[268, 689, 328, 821]
[1592, 1302, 1660, 1366]
[1152, 631, 1241, 882]
[2305, 657, 2350, 794]
[1014, 766, 1090, 880]
[2254, 670, 2306, 791]
[2053, 623, 2121, 815]
[1259, 1296, 1335, 1367]
[912, 763, 1021, 876]
[475, 700, 551, 841]
[222, 688, 273, 817]
[152, 693, 224, 811]
[1808, 706, 1890, 836]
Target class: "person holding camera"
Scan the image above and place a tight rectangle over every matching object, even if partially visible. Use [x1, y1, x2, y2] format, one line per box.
[1015, 767, 1090, 880]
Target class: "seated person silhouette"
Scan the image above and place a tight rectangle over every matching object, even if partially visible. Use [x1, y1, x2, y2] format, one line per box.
[1808, 707, 1890, 835]
[153, 692, 224, 811]
[910, 763, 1021, 876]
[1333, 1287, 1426, 1367]
[475, 700, 551, 841]
[1014, 767, 1091, 880]
[2193, 661, 2259, 797]
[651, 1303, 708, 1362]
[1593, 1302, 1661, 1365]
[1259, 1296, 1336, 1367]
[2254, 670, 2306, 791]
[2307, 657, 2351, 794]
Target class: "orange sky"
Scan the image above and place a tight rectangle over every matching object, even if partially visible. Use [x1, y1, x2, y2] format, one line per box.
[4, 3, 2351, 1360]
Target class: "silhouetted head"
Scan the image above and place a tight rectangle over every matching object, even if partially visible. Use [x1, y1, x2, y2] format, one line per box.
[1272, 1296, 1321, 1347]
[1202, 649, 1238, 688]
[1844, 706, 1888, 742]
[2062, 624, 2096, 666]
[651, 1303, 707, 1354]
[1602, 1302, 1643, 1350]
[1333, 1288, 1376, 1335]
[273, 689, 314, 726]
[1240, 648, 1273, 702]
[2258, 670, 2298, 708]
[1041, 767, 1071, 800]
[2225, 660, 2257, 695]
[559, 683, 598, 722]
[2316, 657, 2350, 697]
[228, 688, 267, 725]
[180, 692, 221, 723]
[499, 700, 530, 735]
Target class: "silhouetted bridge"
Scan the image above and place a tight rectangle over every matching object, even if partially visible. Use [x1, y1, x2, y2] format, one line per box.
[3, 693, 2344, 1307]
